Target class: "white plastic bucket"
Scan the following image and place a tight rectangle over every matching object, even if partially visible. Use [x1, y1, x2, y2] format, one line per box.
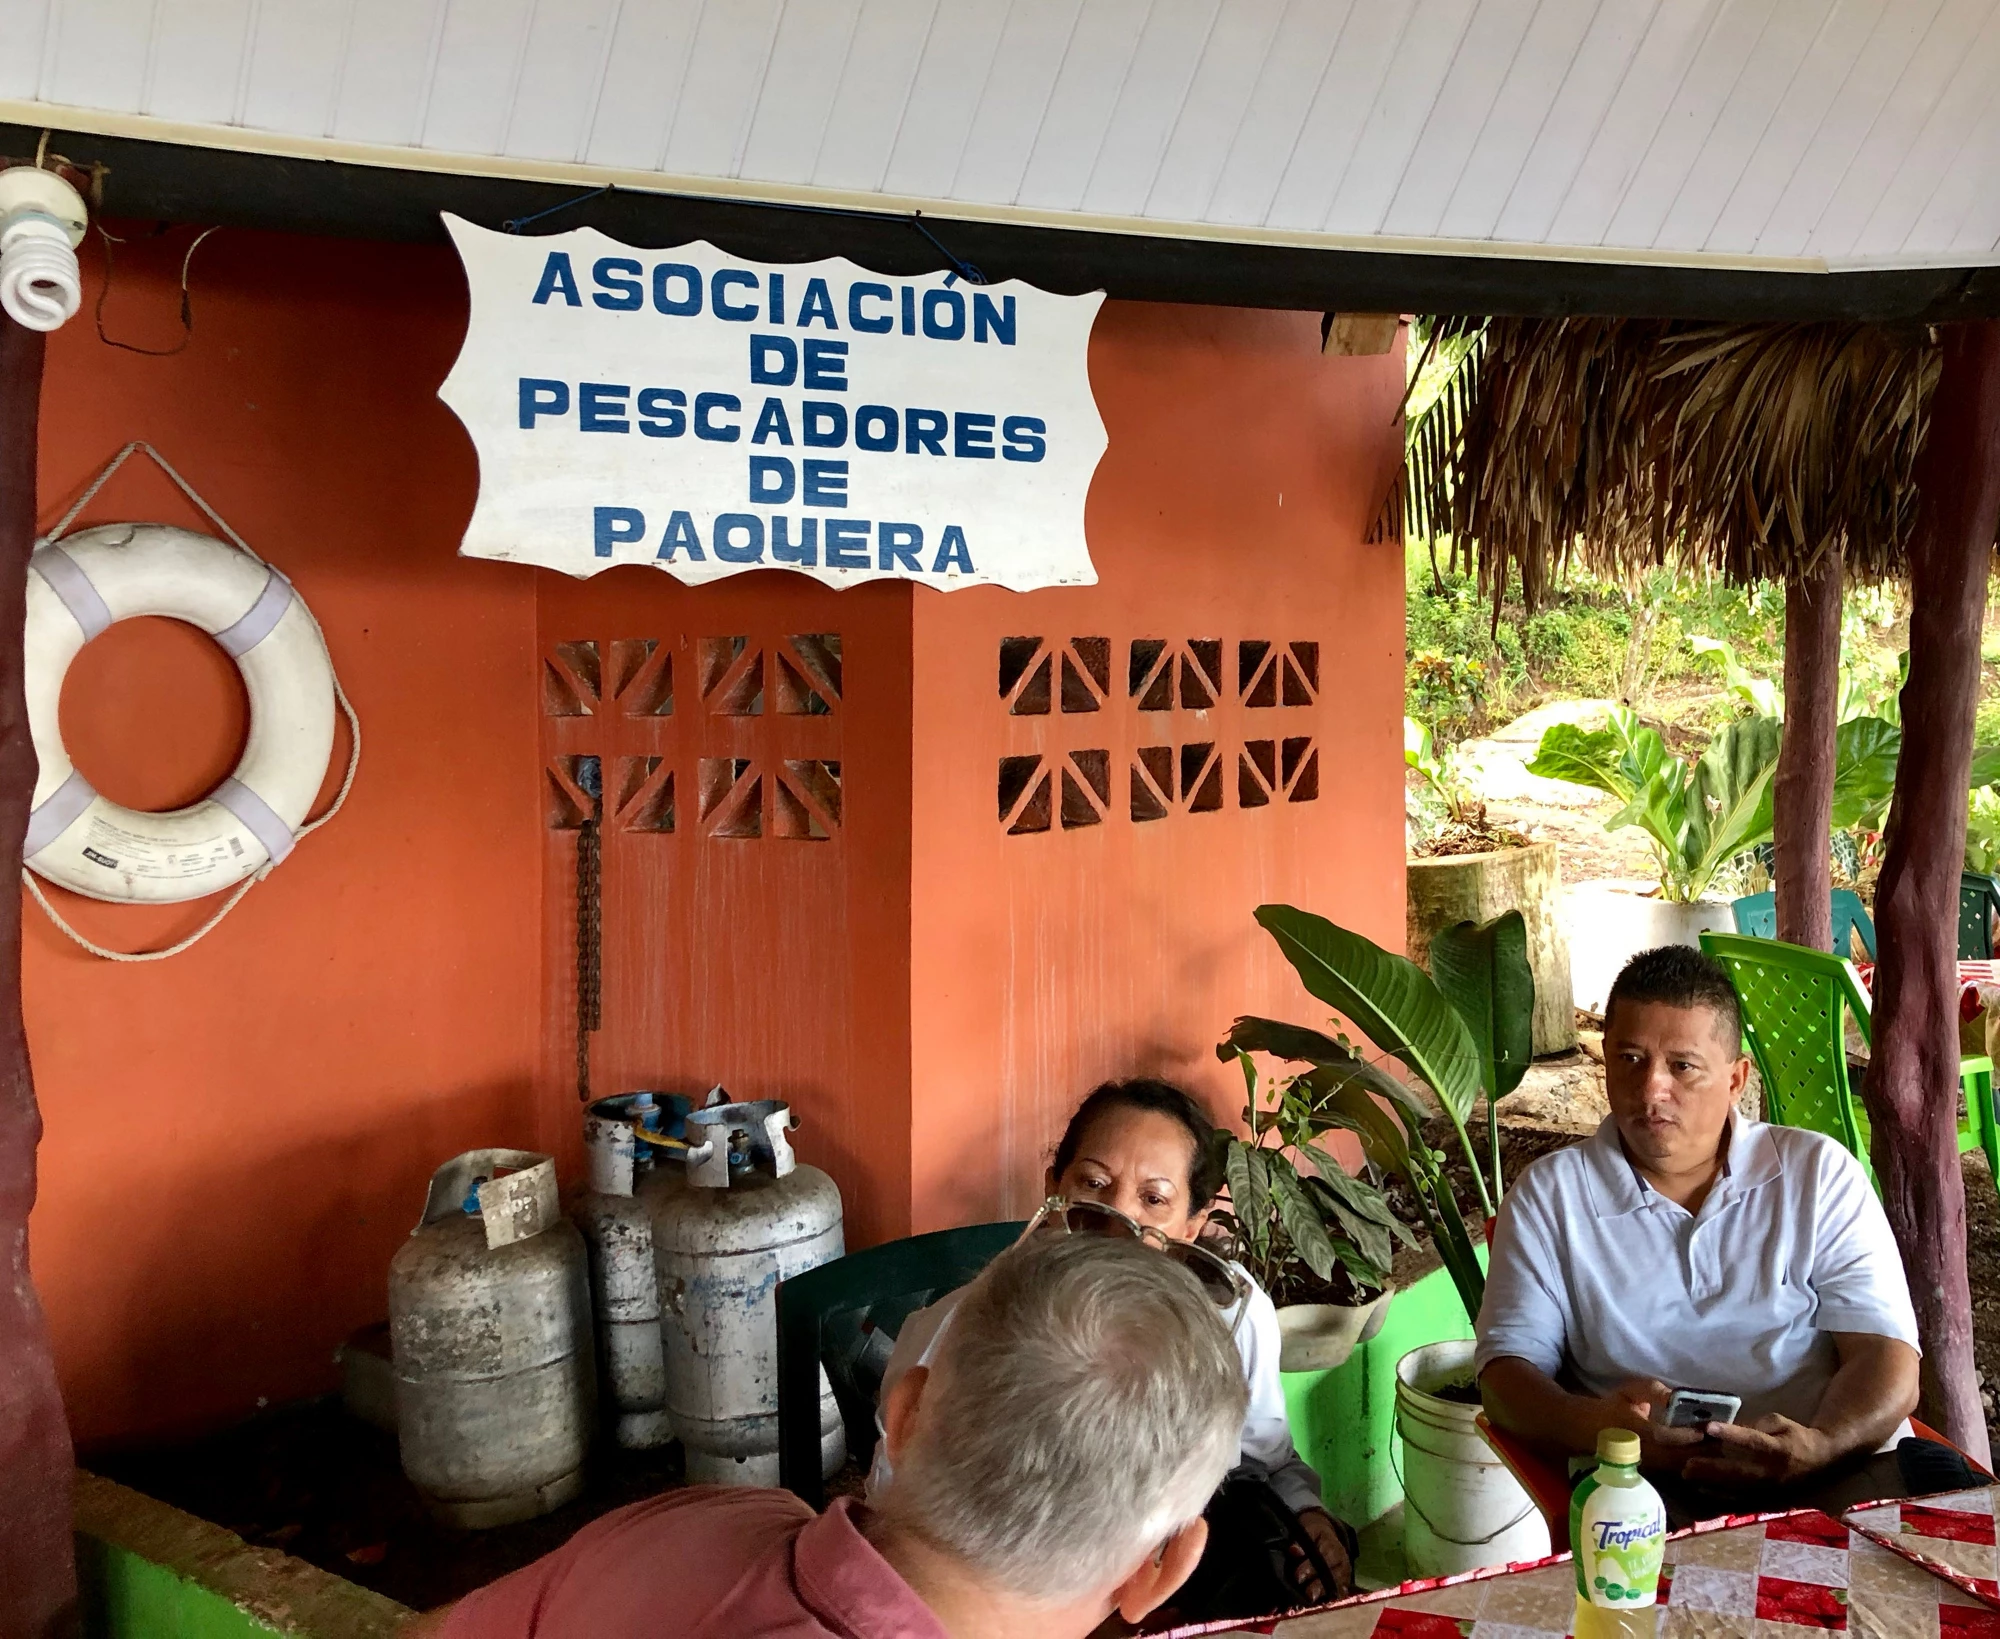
[1561, 880, 1737, 1016]
[1396, 1340, 1551, 1577]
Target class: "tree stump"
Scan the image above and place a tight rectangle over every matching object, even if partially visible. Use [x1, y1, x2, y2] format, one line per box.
[1408, 842, 1574, 1054]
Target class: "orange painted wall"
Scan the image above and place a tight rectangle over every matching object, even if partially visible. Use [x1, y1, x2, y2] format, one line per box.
[530, 571, 916, 1251]
[906, 305, 1406, 1230]
[28, 229, 545, 1447]
[24, 226, 1401, 1449]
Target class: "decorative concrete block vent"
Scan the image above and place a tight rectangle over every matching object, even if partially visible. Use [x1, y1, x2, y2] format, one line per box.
[542, 632, 842, 840]
[74, 1470, 412, 1637]
[997, 636, 1320, 834]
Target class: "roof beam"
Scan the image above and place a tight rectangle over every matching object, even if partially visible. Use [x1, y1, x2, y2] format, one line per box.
[9, 120, 2000, 324]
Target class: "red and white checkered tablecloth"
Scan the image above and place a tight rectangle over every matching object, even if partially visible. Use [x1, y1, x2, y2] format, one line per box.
[1853, 963, 2000, 1027]
[1848, 1486, 2000, 1606]
[1167, 1508, 2000, 1639]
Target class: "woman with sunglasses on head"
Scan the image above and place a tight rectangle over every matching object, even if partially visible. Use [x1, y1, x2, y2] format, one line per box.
[868, 1077, 1357, 1613]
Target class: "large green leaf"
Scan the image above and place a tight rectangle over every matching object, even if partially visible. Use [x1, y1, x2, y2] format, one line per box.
[1970, 744, 2000, 792]
[1224, 1141, 1271, 1260]
[1255, 906, 1482, 1124]
[1606, 708, 1676, 791]
[1218, 1015, 1351, 1066]
[1300, 1176, 1393, 1276]
[1299, 1064, 1486, 1322]
[1589, 711, 1688, 873]
[1969, 789, 2000, 875]
[1405, 716, 1434, 771]
[1603, 764, 1687, 868]
[1268, 1158, 1339, 1283]
[1298, 1063, 1418, 1177]
[1426, 1170, 1486, 1320]
[1689, 635, 1782, 717]
[1429, 913, 1534, 1104]
[1525, 721, 1636, 799]
[1684, 715, 1782, 899]
[1831, 716, 1901, 831]
[1532, 712, 1688, 884]
[1302, 1145, 1414, 1265]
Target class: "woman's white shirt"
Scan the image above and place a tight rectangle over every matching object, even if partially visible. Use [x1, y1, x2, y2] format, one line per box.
[867, 1261, 1325, 1515]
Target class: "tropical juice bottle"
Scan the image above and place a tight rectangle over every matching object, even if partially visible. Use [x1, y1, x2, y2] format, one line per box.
[1571, 1429, 1666, 1639]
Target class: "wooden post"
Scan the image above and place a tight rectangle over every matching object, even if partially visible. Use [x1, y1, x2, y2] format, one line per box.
[0, 311, 74, 1638]
[1774, 548, 1842, 951]
[1870, 321, 2000, 1465]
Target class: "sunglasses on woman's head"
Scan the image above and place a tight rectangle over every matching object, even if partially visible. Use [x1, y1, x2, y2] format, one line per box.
[1019, 1196, 1248, 1310]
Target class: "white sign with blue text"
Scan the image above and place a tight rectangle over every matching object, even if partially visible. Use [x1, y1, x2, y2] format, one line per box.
[438, 215, 1107, 592]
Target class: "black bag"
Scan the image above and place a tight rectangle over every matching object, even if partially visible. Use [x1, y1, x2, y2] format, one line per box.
[1155, 1471, 1352, 1628]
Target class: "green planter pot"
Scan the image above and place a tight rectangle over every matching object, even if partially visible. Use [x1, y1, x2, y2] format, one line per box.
[1280, 1254, 1485, 1527]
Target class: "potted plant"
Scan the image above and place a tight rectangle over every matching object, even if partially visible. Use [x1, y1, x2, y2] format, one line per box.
[1221, 904, 1547, 1576]
[1210, 1049, 1408, 1372]
[1406, 717, 1574, 1054]
[1528, 708, 1780, 1013]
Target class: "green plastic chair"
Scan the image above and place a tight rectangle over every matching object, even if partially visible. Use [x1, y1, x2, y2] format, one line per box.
[776, 1220, 1025, 1505]
[1960, 872, 2000, 960]
[1730, 890, 1877, 960]
[1700, 931, 1998, 1193]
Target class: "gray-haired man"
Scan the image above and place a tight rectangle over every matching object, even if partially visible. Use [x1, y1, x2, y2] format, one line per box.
[411, 1231, 1249, 1639]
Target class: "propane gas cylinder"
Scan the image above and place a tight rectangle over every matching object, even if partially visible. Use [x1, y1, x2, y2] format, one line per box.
[389, 1149, 594, 1527]
[652, 1099, 846, 1486]
[569, 1092, 689, 1449]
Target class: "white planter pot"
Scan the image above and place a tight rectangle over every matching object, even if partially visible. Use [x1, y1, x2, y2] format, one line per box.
[1561, 879, 1736, 1017]
[1275, 1286, 1395, 1372]
[1396, 1340, 1551, 1578]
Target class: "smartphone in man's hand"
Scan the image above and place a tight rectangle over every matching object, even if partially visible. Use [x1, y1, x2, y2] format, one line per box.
[1659, 1389, 1742, 1430]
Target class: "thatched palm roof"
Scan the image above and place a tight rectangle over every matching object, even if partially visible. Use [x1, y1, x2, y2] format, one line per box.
[1396, 318, 1942, 607]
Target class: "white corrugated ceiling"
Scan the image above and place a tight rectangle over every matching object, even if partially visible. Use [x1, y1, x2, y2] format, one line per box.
[5, 0, 2000, 273]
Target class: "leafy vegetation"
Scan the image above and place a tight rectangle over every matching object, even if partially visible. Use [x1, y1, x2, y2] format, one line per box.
[1218, 906, 1535, 1325]
[1968, 789, 2000, 876]
[1209, 1049, 1412, 1306]
[1405, 717, 1522, 854]
[1525, 620, 2000, 893]
[1404, 717, 1479, 827]
[1528, 710, 1782, 904]
[1406, 550, 1786, 742]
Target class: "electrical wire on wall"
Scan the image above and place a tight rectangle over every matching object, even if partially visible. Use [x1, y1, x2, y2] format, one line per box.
[94, 221, 220, 356]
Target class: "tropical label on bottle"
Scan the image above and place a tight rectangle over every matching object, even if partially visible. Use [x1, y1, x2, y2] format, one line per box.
[1572, 1470, 1667, 1609]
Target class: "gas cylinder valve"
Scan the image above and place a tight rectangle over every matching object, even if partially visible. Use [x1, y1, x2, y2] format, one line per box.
[0, 166, 87, 332]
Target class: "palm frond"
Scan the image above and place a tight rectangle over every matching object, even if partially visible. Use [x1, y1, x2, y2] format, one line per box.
[1386, 316, 1944, 610]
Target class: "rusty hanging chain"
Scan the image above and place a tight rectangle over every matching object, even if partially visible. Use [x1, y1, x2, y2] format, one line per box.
[575, 812, 602, 1102]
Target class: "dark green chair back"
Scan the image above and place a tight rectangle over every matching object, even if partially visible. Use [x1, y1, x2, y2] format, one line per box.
[1961, 872, 2000, 960]
[1729, 890, 1876, 960]
[1731, 892, 1776, 939]
[777, 1220, 1025, 1505]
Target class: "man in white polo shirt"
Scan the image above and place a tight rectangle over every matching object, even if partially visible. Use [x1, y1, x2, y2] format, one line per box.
[1477, 945, 1956, 1521]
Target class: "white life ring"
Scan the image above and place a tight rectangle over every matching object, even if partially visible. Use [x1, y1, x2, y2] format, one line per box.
[24, 523, 336, 904]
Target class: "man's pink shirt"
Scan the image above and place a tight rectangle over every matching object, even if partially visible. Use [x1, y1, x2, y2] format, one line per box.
[438, 1487, 950, 1638]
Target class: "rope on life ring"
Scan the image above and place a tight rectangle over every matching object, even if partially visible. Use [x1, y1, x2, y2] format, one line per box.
[21, 442, 362, 961]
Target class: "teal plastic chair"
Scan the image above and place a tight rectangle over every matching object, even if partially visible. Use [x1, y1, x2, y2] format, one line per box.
[1730, 890, 1876, 960]
[1961, 872, 2000, 960]
[777, 1220, 1025, 1505]
[1700, 931, 1998, 1192]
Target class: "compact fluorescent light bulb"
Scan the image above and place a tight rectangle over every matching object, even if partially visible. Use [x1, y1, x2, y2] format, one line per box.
[0, 167, 88, 333]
